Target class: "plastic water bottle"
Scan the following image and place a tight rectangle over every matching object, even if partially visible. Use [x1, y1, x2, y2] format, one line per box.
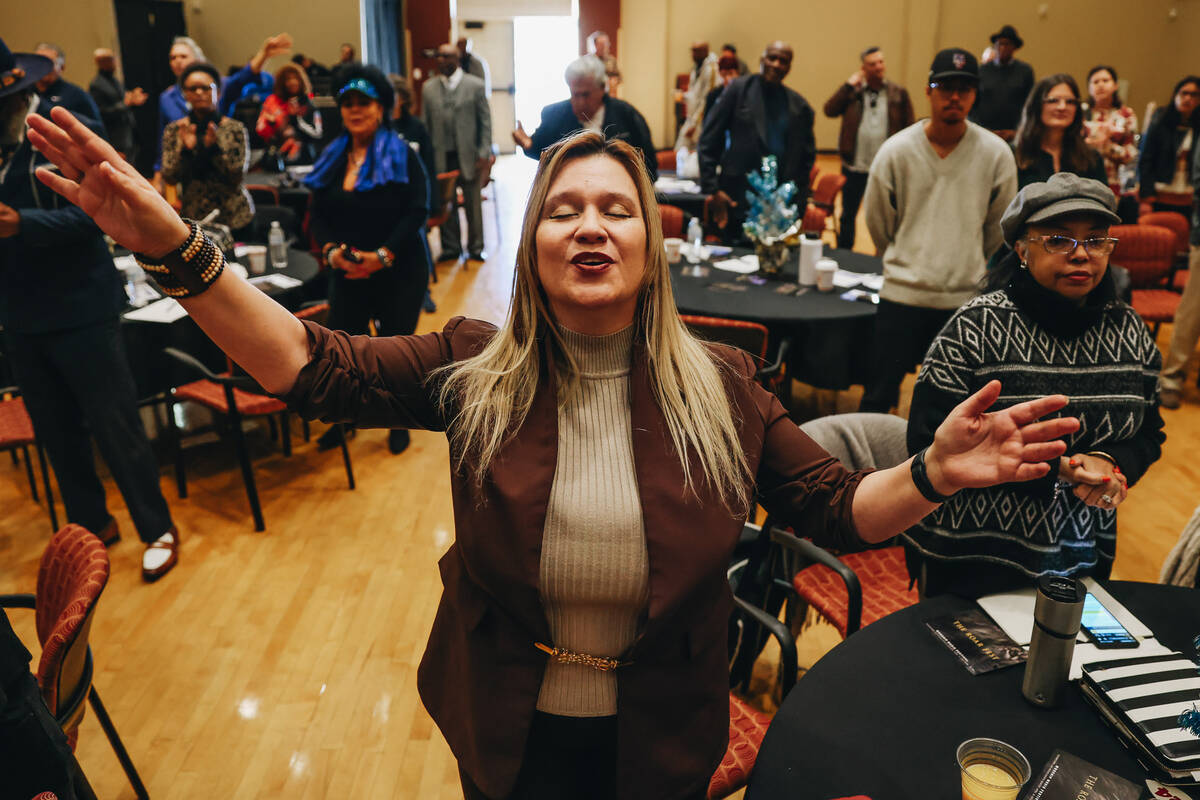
[686, 216, 703, 261]
[268, 221, 288, 269]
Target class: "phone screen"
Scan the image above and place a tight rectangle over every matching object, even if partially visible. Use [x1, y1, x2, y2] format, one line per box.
[1080, 593, 1139, 648]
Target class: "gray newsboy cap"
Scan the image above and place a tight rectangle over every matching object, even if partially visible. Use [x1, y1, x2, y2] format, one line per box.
[1000, 172, 1121, 246]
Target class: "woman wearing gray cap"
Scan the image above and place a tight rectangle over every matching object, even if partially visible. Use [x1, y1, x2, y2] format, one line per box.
[905, 173, 1165, 598]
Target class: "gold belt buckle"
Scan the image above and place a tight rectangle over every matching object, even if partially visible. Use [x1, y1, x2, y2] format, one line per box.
[535, 642, 630, 672]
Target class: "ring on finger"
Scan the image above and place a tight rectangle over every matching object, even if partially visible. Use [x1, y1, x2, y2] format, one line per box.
[1100, 495, 1114, 505]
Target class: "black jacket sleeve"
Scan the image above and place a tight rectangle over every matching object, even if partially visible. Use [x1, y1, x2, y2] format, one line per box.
[698, 81, 739, 195]
[383, 145, 432, 255]
[526, 104, 564, 160]
[626, 105, 659, 182]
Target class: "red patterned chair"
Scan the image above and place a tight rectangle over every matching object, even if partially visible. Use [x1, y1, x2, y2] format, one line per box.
[0, 525, 148, 798]
[1139, 210, 1191, 290]
[0, 387, 57, 531]
[708, 695, 772, 798]
[660, 203, 686, 239]
[164, 327, 355, 531]
[657, 149, 677, 173]
[680, 315, 791, 395]
[774, 413, 918, 637]
[1111, 223, 1180, 335]
[810, 172, 847, 215]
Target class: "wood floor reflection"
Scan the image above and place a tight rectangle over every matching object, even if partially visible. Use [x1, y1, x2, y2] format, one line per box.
[0, 154, 1193, 799]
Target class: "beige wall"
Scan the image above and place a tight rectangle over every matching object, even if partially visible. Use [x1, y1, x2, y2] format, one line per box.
[620, 0, 1194, 150]
[0, 0, 358, 88]
[0, 0, 118, 86]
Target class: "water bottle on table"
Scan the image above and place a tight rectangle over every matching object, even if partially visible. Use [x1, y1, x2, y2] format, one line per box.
[685, 217, 703, 263]
[268, 221, 288, 270]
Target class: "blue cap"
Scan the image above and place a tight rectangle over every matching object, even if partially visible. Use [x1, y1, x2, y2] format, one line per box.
[337, 77, 378, 102]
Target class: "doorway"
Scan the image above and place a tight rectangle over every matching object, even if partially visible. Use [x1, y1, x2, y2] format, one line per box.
[512, 16, 578, 143]
[113, 0, 187, 176]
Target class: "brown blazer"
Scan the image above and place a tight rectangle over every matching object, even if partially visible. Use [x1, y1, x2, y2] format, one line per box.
[282, 317, 868, 800]
[823, 80, 915, 166]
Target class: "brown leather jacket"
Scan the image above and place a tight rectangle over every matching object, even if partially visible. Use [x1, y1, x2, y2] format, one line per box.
[823, 80, 915, 166]
[282, 317, 868, 800]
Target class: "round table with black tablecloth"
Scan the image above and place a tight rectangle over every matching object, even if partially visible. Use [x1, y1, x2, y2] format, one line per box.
[744, 581, 1200, 800]
[670, 248, 881, 390]
[121, 247, 321, 401]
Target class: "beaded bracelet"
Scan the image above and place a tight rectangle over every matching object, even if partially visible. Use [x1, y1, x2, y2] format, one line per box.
[133, 220, 225, 298]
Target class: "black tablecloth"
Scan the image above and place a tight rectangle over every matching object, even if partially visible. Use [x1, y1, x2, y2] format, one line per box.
[746, 582, 1200, 800]
[671, 248, 881, 390]
[121, 248, 321, 399]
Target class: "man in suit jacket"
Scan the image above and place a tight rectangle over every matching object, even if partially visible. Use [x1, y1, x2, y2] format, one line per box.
[511, 55, 657, 181]
[698, 41, 815, 244]
[422, 42, 493, 261]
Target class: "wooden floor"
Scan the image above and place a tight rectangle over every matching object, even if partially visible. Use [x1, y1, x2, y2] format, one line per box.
[1, 154, 1196, 799]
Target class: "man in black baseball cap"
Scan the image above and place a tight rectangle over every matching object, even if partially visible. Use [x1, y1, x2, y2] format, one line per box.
[0, 36, 182, 581]
[858, 46, 1017, 413]
[970, 23, 1034, 140]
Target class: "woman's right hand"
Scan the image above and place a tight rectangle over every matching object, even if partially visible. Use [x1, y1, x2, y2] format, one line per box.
[28, 106, 190, 258]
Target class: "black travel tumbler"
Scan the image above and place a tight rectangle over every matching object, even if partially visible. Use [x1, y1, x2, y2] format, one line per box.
[1021, 575, 1086, 708]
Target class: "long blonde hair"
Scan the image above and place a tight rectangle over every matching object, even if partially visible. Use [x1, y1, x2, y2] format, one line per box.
[435, 132, 751, 514]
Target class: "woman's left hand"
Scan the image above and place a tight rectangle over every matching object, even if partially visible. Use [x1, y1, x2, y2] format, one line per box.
[343, 250, 384, 280]
[924, 380, 1078, 495]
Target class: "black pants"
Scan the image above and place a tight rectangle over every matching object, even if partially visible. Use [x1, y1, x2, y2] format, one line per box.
[859, 299, 955, 413]
[4, 318, 173, 543]
[327, 258, 427, 339]
[0, 611, 94, 800]
[837, 167, 869, 250]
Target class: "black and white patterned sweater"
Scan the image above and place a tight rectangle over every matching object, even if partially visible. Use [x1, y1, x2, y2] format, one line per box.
[905, 268, 1165, 581]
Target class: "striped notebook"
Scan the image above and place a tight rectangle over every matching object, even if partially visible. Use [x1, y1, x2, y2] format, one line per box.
[1081, 652, 1200, 782]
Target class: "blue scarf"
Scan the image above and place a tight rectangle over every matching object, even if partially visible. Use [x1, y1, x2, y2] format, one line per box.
[304, 127, 409, 191]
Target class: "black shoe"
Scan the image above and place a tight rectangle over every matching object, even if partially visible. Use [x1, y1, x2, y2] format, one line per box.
[388, 429, 410, 454]
[467, 251, 487, 262]
[437, 251, 462, 264]
[317, 426, 345, 451]
[422, 292, 437, 313]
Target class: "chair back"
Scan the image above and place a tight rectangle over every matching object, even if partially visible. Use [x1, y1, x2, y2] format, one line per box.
[656, 149, 676, 173]
[798, 413, 909, 471]
[245, 204, 300, 243]
[35, 525, 109, 737]
[659, 204, 685, 239]
[1110, 224, 1176, 288]
[810, 172, 847, 212]
[428, 170, 460, 228]
[245, 183, 281, 208]
[1138, 210, 1190, 257]
[680, 315, 769, 361]
[809, 164, 820, 190]
[801, 206, 827, 236]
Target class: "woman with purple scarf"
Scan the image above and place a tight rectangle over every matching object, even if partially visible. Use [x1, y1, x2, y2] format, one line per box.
[305, 64, 431, 454]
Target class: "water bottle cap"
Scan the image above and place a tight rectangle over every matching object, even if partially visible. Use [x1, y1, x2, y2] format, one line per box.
[270, 221, 281, 228]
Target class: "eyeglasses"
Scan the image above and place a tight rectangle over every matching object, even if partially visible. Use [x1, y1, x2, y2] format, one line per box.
[929, 81, 975, 95]
[183, 83, 215, 94]
[1042, 97, 1079, 107]
[1178, 90, 1200, 99]
[1025, 234, 1118, 256]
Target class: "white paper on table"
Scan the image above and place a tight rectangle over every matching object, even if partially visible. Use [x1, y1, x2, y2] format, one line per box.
[249, 273, 304, 290]
[856, 273, 884, 292]
[113, 254, 140, 273]
[712, 255, 759, 274]
[832, 270, 863, 289]
[706, 245, 733, 257]
[122, 297, 188, 323]
[977, 576, 1154, 647]
[654, 177, 702, 193]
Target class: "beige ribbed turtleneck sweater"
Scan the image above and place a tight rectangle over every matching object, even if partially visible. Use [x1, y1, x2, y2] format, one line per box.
[536, 324, 649, 717]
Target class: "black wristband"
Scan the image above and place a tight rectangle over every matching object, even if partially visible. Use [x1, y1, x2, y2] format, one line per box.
[910, 447, 955, 504]
[134, 220, 225, 298]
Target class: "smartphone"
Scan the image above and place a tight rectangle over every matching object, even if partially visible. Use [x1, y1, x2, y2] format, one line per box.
[1080, 592, 1139, 648]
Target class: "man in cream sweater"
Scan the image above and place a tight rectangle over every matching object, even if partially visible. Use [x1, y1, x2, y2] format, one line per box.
[860, 47, 1016, 413]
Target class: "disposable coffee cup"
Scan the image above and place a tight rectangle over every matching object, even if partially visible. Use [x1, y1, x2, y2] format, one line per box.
[244, 245, 268, 275]
[956, 738, 1030, 800]
[664, 238, 683, 264]
[815, 258, 838, 292]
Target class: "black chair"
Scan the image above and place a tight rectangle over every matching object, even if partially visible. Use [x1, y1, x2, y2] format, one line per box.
[163, 342, 354, 531]
[244, 204, 300, 244]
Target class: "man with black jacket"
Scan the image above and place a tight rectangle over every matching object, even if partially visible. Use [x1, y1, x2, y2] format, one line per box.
[0, 39, 180, 582]
[823, 47, 914, 249]
[698, 41, 814, 244]
[88, 47, 147, 159]
[512, 54, 657, 181]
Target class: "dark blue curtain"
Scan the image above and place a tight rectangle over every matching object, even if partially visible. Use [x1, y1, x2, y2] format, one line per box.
[362, 0, 403, 76]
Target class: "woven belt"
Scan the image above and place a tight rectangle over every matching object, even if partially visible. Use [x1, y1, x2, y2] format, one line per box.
[535, 642, 631, 672]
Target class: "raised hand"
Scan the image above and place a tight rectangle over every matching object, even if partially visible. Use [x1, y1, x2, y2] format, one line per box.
[180, 121, 198, 151]
[204, 121, 218, 148]
[27, 106, 189, 257]
[925, 380, 1078, 495]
